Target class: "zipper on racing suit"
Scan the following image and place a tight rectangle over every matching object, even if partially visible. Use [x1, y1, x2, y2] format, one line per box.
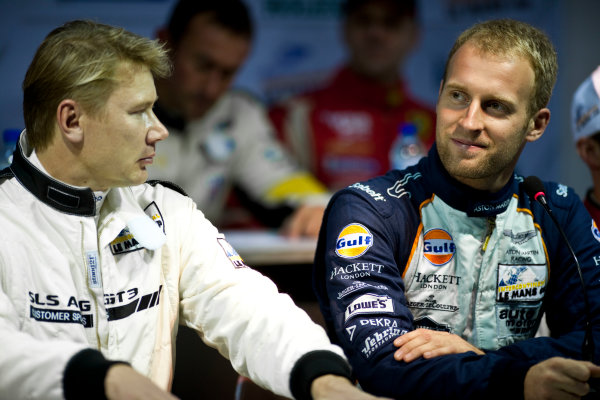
[481, 216, 497, 253]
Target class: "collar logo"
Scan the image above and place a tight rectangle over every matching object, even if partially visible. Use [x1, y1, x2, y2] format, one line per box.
[336, 223, 373, 259]
[423, 228, 455, 266]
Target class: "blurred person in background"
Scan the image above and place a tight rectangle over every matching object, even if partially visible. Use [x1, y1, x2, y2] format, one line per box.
[572, 65, 600, 223]
[150, 0, 329, 237]
[269, 0, 435, 191]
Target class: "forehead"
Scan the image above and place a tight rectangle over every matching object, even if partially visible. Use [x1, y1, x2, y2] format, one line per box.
[445, 42, 535, 103]
[347, 1, 408, 23]
[107, 62, 156, 104]
[177, 14, 250, 66]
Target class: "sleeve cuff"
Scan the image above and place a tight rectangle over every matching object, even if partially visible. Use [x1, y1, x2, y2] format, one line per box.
[62, 348, 129, 400]
[289, 350, 352, 400]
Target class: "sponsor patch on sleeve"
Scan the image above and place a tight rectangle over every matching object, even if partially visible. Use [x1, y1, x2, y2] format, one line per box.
[591, 219, 600, 244]
[344, 293, 393, 322]
[358, 319, 407, 358]
[335, 223, 373, 259]
[218, 237, 247, 268]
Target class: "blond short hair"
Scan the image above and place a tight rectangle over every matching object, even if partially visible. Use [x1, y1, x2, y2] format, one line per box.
[442, 19, 558, 116]
[23, 20, 171, 150]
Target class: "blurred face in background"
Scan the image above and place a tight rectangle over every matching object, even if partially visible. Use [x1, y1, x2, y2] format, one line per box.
[160, 14, 250, 121]
[343, 0, 419, 84]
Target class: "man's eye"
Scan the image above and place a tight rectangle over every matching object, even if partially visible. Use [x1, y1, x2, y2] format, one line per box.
[450, 91, 466, 102]
[486, 101, 507, 114]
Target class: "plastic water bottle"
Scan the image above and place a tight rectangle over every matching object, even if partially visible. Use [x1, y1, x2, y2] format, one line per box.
[0, 129, 20, 169]
[389, 122, 425, 171]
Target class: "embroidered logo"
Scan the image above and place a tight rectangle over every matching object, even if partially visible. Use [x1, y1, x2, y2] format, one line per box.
[335, 223, 373, 259]
[423, 229, 455, 266]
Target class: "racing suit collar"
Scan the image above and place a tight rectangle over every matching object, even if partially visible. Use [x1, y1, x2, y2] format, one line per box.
[427, 144, 516, 218]
[10, 132, 96, 217]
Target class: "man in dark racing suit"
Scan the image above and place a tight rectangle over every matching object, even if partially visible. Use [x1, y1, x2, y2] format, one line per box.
[314, 19, 600, 399]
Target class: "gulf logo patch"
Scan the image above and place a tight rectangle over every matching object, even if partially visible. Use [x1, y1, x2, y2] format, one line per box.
[336, 223, 373, 259]
[592, 219, 600, 244]
[423, 228, 455, 266]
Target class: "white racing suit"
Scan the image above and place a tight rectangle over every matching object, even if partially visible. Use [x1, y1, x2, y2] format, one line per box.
[0, 133, 349, 400]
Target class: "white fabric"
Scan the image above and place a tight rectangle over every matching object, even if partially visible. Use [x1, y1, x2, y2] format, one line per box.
[0, 144, 344, 399]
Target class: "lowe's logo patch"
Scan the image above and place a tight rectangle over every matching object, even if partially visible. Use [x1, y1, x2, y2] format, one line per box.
[423, 229, 455, 266]
[344, 293, 394, 322]
[336, 223, 373, 259]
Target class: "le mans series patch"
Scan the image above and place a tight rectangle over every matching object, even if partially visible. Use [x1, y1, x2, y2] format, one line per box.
[110, 228, 143, 255]
[496, 264, 547, 302]
[218, 237, 247, 268]
[110, 202, 165, 255]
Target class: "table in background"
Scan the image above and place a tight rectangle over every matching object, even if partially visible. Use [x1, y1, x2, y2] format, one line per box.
[223, 229, 317, 266]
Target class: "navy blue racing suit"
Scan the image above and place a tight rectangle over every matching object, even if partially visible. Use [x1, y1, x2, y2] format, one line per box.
[314, 145, 600, 399]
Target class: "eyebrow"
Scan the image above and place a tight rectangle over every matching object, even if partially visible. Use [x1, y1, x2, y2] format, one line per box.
[134, 96, 159, 110]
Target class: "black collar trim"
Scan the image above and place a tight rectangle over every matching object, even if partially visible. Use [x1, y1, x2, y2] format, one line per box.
[10, 140, 96, 216]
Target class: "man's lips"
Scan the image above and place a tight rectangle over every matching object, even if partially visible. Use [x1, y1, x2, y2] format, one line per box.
[138, 154, 155, 164]
[451, 138, 486, 150]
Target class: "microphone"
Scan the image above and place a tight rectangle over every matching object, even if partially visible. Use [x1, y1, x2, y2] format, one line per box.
[521, 176, 595, 363]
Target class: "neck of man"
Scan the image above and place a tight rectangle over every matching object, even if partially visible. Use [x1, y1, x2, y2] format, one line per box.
[453, 169, 515, 194]
[37, 141, 106, 191]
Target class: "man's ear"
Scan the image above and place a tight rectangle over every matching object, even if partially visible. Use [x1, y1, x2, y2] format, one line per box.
[576, 137, 600, 170]
[56, 99, 84, 145]
[525, 108, 551, 143]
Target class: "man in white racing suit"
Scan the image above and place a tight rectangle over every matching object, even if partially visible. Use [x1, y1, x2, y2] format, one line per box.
[149, 0, 328, 236]
[0, 20, 388, 400]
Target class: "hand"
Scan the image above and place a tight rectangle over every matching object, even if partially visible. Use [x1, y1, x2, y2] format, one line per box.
[310, 374, 392, 400]
[524, 357, 600, 399]
[280, 204, 325, 238]
[393, 328, 484, 362]
[105, 364, 180, 400]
